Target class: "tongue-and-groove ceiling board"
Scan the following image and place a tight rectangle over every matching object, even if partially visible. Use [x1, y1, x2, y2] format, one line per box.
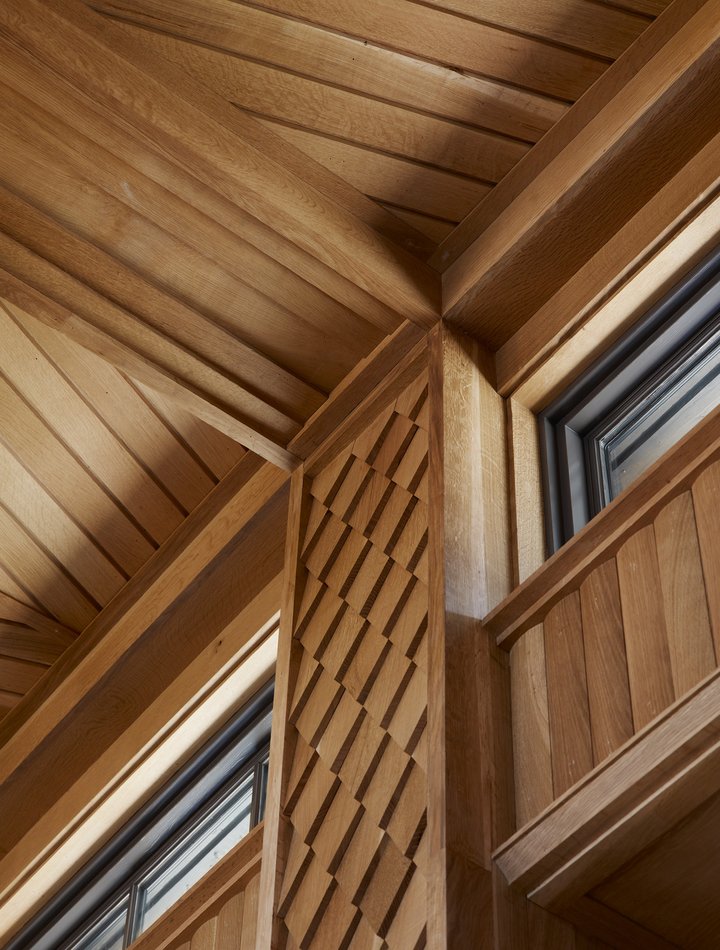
[0, 300, 245, 718]
[88, 0, 665, 247]
[0, 0, 665, 714]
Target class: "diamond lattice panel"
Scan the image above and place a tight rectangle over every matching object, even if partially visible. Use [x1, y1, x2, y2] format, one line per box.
[278, 372, 429, 949]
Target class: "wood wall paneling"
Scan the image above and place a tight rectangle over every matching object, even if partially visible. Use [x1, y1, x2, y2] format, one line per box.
[496, 421, 720, 829]
[260, 373, 429, 948]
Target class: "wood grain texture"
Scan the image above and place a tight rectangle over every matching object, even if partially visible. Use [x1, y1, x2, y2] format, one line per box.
[496, 128, 720, 406]
[507, 400, 545, 586]
[497, 668, 720, 898]
[131, 827, 263, 950]
[261, 374, 429, 948]
[440, 0, 720, 346]
[692, 460, 720, 656]
[544, 593, 592, 797]
[85, 0, 655, 260]
[616, 526, 675, 731]
[654, 492, 715, 698]
[579, 561, 633, 764]
[487, 403, 720, 649]
[0, 456, 288, 857]
[502, 413, 720, 826]
[427, 325, 512, 949]
[511, 626, 553, 828]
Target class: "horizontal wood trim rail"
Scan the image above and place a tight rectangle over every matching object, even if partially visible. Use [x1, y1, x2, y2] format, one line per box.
[132, 823, 263, 950]
[494, 666, 720, 912]
[485, 402, 720, 650]
[0, 623, 277, 945]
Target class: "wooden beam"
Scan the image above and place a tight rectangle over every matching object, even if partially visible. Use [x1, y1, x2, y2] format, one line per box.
[0, 453, 288, 854]
[0, 615, 277, 944]
[498, 128, 720, 407]
[439, 0, 720, 348]
[256, 468, 311, 950]
[427, 324, 513, 949]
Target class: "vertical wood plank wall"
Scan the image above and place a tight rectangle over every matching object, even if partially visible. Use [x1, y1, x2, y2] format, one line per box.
[266, 372, 430, 948]
[173, 872, 261, 950]
[511, 460, 720, 827]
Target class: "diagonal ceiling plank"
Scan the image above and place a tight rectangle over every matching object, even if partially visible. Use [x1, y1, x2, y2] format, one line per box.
[0, 0, 441, 468]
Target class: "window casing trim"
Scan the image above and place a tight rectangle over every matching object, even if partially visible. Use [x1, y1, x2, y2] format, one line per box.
[540, 246, 720, 553]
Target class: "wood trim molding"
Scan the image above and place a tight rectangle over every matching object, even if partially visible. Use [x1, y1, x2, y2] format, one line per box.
[431, 0, 708, 274]
[0, 615, 278, 944]
[494, 666, 720, 916]
[131, 823, 264, 950]
[498, 135, 720, 408]
[485, 402, 720, 650]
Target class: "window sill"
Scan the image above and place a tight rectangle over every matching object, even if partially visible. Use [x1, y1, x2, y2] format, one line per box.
[485, 402, 720, 650]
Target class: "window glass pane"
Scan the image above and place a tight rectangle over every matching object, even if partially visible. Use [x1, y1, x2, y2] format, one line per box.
[68, 898, 128, 950]
[132, 771, 254, 936]
[604, 332, 720, 497]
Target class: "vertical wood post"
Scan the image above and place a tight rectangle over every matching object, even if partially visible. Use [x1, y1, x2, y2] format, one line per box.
[427, 323, 514, 949]
[256, 467, 311, 950]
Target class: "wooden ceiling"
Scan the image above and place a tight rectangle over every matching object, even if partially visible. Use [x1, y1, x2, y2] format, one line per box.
[87, 0, 664, 247]
[0, 299, 245, 717]
[0, 0, 665, 714]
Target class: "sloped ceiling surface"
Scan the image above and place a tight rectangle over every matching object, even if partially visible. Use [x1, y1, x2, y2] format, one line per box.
[88, 0, 665, 246]
[0, 0, 662, 713]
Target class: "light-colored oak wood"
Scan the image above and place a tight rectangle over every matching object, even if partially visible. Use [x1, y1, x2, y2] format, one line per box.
[654, 492, 715, 698]
[511, 626, 553, 828]
[241, 0, 605, 101]
[440, 0, 720, 346]
[427, 325, 512, 949]
[544, 593, 592, 797]
[497, 129, 720, 406]
[616, 526, 675, 731]
[257, 468, 313, 950]
[0, 456, 287, 861]
[487, 403, 720, 649]
[91, 0, 565, 142]
[0, 614, 278, 945]
[507, 400, 545, 585]
[495, 667, 720, 909]
[260, 374, 429, 948]
[131, 825, 263, 950]
[434, 0, 705, 270]
[579, 561, 633, 764]
[693, 460, 720, 655]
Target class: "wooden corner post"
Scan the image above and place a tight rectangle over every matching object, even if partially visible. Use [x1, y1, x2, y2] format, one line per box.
[427, 322, 514, 948]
